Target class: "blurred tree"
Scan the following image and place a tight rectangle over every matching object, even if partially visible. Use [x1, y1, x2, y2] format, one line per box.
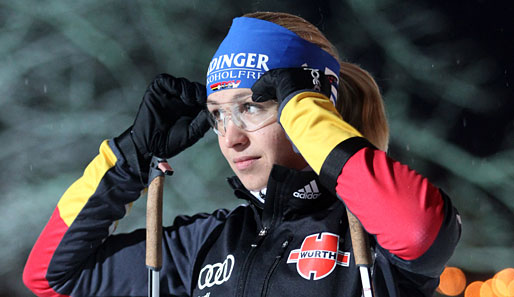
[0, 0, 511, 296]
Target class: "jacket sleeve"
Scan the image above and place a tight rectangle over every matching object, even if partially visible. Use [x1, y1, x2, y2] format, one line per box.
[278, 91, 461, 277]
[23, 139, 227, 297]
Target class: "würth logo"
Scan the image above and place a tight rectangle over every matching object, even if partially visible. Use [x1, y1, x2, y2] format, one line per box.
[287, 232, 350, 280]
[293, 180, 321, 199]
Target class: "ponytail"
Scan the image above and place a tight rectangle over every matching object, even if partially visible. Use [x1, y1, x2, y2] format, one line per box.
[337, 62, 389, 151]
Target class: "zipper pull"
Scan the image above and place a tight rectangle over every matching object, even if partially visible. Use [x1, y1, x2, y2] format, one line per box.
[251, 227, 269, 248]
[277, 236, 293, 258]
[276, 239, 290, 258]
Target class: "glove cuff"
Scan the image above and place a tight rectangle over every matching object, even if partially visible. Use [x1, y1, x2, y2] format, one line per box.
[114, 127, 150, 186]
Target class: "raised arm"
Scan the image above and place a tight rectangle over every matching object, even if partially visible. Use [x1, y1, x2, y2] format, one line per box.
[23, 74, 212, 296]
[252, 68, 461, 276]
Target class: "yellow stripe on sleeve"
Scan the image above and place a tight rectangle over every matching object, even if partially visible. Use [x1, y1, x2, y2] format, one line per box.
[280, 92, 362, 174]
[57, 140, 118, 227]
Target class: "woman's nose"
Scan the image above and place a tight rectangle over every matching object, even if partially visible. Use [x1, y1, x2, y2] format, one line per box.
[223, 117, 249, 149]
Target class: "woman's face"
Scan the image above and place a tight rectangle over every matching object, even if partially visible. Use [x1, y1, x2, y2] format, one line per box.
[207, 88, 308, 191]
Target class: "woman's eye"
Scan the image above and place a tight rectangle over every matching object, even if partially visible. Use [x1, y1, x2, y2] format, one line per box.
[242, 103, 263, 114]
[209, 109, 222, 120]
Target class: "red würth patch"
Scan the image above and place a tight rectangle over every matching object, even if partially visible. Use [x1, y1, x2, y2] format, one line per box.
[287, 232, 350, 280]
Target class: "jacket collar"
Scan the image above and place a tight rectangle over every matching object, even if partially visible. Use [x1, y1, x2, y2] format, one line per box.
[227, 165, 337, 219]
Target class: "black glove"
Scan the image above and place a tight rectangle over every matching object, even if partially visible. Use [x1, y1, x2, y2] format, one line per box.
[251, 67, 333, 105]
[115, 73, 210, 184]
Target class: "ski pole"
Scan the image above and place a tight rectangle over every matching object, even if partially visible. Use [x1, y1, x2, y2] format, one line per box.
[346, 209, 374, 297]
[147, 157, 173, 297]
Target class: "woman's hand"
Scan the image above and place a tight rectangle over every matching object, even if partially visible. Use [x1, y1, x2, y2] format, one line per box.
[131, 73, 210, 160]
[116, 73, 210, 183]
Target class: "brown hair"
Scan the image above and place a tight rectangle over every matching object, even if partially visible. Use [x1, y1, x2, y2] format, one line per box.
[243, 12, 389, 151]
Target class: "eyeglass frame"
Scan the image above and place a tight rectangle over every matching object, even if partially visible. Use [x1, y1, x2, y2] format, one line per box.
[206, 95, 279, 136]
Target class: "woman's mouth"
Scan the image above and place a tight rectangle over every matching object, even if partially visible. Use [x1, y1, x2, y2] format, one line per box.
[233, 156, 260, 171]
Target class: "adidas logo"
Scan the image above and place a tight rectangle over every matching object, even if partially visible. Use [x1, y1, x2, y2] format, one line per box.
[293, 180, 321, 199]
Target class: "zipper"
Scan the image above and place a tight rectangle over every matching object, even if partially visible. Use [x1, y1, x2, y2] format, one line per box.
[236, 227, 269, 297]
[237, 182, 281, 297]
[260, 237, 291, 297]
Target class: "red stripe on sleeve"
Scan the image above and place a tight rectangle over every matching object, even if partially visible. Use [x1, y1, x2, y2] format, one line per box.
[23, 207, 70, 297]
[336, 148, 444, 260]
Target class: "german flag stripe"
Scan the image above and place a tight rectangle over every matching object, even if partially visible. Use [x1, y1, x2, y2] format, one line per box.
[279, 91, 362, 174]
[57, 140, 117, 227]
[23, 140, 118, 297]
[23, 208, 70, 297]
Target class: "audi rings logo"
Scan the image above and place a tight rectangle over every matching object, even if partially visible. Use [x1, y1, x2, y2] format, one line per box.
[198, 254, 235, 290]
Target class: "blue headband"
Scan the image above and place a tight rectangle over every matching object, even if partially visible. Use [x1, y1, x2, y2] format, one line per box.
[206, 17, 340, 103]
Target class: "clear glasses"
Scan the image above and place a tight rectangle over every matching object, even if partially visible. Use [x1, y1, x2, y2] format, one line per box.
[206, 95, 278, 136]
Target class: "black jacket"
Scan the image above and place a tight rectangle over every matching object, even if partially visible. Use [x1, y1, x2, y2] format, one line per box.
[23, 138, 460, 297]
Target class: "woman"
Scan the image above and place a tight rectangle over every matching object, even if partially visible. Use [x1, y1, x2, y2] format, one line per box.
[23, 12, 461, 297]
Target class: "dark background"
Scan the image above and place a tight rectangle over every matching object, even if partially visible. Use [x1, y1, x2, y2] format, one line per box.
[0, 1, 512, 296]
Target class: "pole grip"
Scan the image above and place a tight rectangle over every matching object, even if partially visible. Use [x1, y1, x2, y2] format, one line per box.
[346, 209, 372, 266]
[146, 175, 164, 270]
